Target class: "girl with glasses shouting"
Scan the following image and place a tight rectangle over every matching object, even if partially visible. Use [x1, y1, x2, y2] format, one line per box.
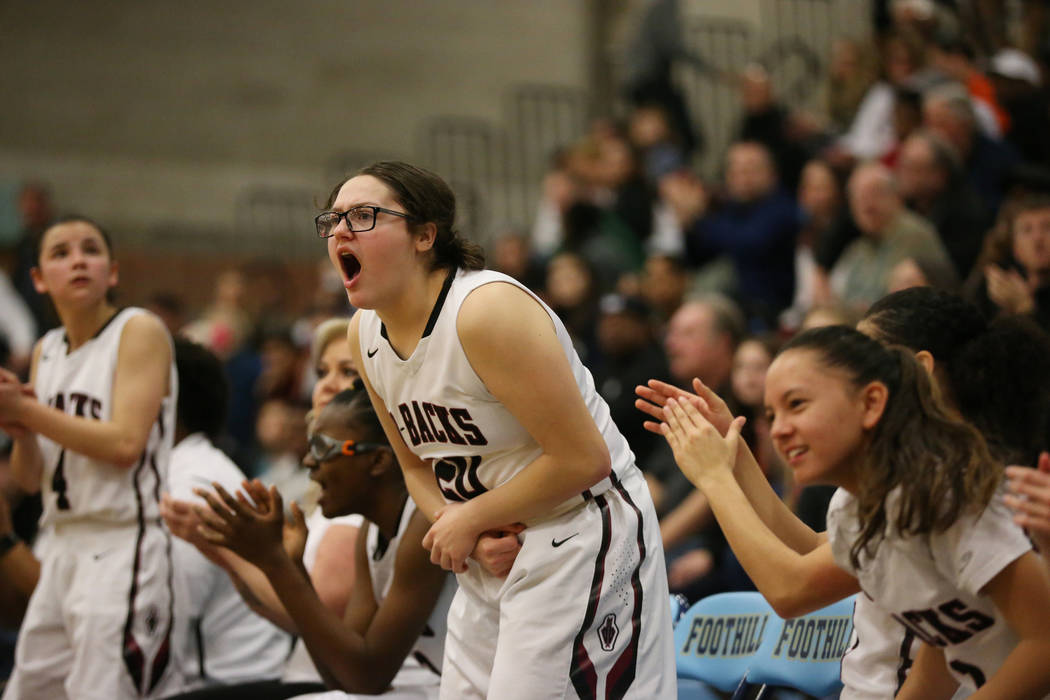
[326, 161, 675, 699]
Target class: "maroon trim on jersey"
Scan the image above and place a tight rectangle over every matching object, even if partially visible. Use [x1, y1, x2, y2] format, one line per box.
[413, 651, 442, 676]
[895, 628, 916, 693]
[380, 267, 457, 346]
[122, 451, 149, 694]
[606, 475, 645, 699]
[569, 493, 612, 699]
[61, 307, 123, 354]
[121, 415, 173, 695]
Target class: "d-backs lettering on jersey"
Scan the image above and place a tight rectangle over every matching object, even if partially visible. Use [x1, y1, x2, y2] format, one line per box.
[359, 269, 638, 516]
[393, 401, 488, 448]
[827, 487, 1030, 691]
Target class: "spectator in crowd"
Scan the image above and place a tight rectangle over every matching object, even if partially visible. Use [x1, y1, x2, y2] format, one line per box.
[621, 0, 711, 158]
[541, 251, 601, 364]
[638, 253, 690, 329]
[826, 38, 880, 132]
[665, 141, 801, 328]
[895, 128, 988, 278]
[830, 161, 952, 309]
[835, 31, 929, 163]
[650, 296, 746, 594]
[7, 184, 55, 335]
[488, 230, 545, 292]
[791, 159, 847, 323]
[0, 267, 35, 377]
[929, 34, 1011, 136]
[966, 193, 1050, 332]
[591, 293, 670, 468]
[989, 47, 1050, 167]
[736, 64, 811, 193]
[923, 81, 1021, 214]
[532, 123, 657, 285]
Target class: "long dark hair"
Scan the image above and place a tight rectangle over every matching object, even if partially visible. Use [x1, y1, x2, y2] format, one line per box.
[780, 326, 1000, 568]
[325, 161, 485, 272]
[864, 287, 1050, 465]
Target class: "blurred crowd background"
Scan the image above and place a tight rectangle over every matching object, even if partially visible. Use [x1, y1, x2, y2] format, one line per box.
[3, 0, 1050, 653]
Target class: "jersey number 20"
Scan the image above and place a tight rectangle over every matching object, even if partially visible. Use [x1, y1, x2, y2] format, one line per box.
[434, 456, 487, 502]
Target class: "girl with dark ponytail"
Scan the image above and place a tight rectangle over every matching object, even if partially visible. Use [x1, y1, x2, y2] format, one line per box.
[660, 325, 1050, 697]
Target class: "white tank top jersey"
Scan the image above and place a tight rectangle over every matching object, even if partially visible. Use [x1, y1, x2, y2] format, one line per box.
[33, 307, 177, 528]
[169, 433, 292, 688]
[366, 497, 456, 678]
[827, 486, 1031, 692]
[357, 268, 634, 520]
[839, 594, 919, 699]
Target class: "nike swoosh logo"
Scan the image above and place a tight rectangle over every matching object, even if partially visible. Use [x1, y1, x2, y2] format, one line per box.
[551, 533, 579, 547]
[367, 347, 379, 358]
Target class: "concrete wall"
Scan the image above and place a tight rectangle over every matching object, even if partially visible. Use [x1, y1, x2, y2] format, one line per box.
[0, 0, 590, 244]
[1, 0, 871, 254]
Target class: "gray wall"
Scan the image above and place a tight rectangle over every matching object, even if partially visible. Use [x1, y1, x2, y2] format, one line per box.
[0, 0, 590, 248]
[1, 0, 871, 254]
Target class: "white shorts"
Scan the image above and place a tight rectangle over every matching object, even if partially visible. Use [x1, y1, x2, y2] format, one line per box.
[440, 470, 676, 699]
[3, 521, 179, 700]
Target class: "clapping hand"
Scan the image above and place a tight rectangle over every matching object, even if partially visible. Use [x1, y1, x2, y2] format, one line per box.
[661, 397, 745, 490]
[194, 481, 287, 570]
[636, 377, 736, 436]
[1005, 452, 1050, 554]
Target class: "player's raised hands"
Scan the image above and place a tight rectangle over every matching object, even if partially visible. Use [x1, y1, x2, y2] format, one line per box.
[661, 397, 745, 490]
[235, 479, 308, 565]
[635, 377, 736, 436]
[471, 523, 525, 578]
[1005, 452, 1050, 553]
[422, 502, 479, 574]
[194, 481, 287, 570]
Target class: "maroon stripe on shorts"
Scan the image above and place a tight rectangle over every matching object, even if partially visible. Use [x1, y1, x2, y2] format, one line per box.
[569, 494, 613, 699]
[606, 475, 645, 699]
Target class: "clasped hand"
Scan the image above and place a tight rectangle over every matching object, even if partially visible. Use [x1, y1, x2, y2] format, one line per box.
[422, 502, 524, 577]
[0, 368, 35, 438]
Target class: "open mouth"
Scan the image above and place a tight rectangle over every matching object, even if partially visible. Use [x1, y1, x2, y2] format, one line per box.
[340, 252, 361, 284]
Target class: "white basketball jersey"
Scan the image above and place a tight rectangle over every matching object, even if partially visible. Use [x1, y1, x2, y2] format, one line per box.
[827, 486, 1031, 691]
[33, 307, 177, 528]
[169, 433, 291, 688]
[840, 594, 917, 699]
[358, 269, 635, 519]
[366, 497, 456, 677]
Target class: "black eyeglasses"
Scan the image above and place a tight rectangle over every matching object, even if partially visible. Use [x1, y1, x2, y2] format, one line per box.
[307, 432, 387, 462]
[315, 206, 413, 238]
